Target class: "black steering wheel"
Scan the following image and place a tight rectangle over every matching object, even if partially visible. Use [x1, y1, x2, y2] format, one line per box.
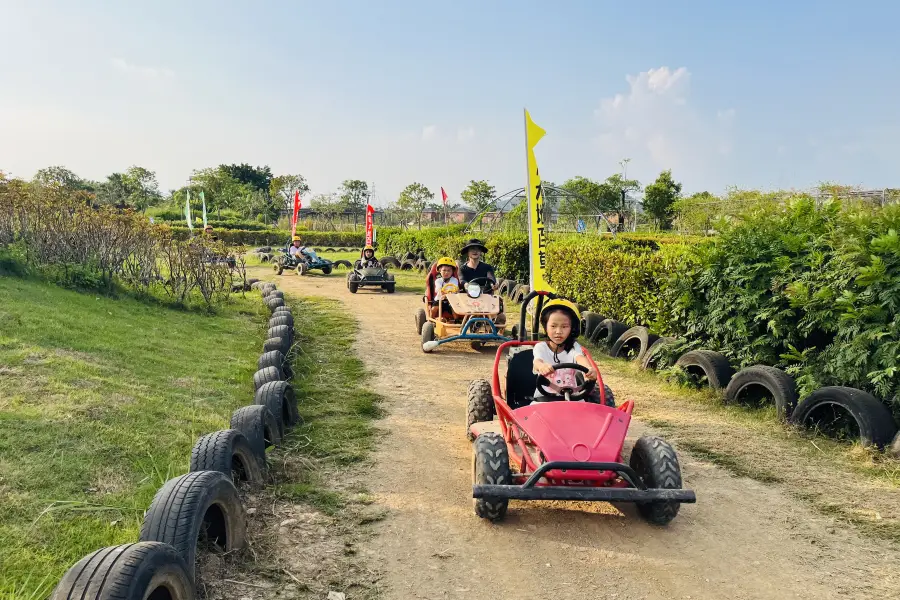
[536, 362, 595, 401]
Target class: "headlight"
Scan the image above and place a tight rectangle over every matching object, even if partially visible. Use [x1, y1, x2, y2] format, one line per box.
[467, 283, 482, 298]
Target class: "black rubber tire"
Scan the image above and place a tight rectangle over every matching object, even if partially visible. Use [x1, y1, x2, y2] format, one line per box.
[50, 542, 194, 600]
[255, 380, 298, 434]
[472, 432, 512, 522]
[230, 404, 280, 460]
[674, 349, 734, 390]
[581, 311, 605, 340]
[610, 326, 660, 361]
[629, 436, 684, 526]
[415, 309, 427, 334]
[138, 471, 246, 581]
[507, 283, 520, 301]
[189, 429, 264, 485]
[590, 319, 629, 348]
[514, 285, 531, 303]
[250, 281, 262, 290]
[262, 336, 289, 356]
[585, 384, 616, 408]
[403, 251, 416, 261]
[380, 256, 401, 268]
[466, 379, 495, 441]
[321, 265, 332, 275]
[268, 290, 285, 300]
[498, 280, 512, 296]
[260, 283, 276, 295]
[267, 324, 293, 346]
[640, 336, 677, 370]
[252, 366, 284, 390]
[421, 321, 436, 352]
[258, 350, 292, 380]
[348, 280, 358, 293]
[334, 259, 353, 269]
[247, 278, 260, 285]
[386, 282, 396, 293]
[265, 297, 285, 312]
[510, 324, 520, 340]
[269, 313, 294, 329]
[725, 365, 798, 420]
[296, 263, 309, 276]
[400, 259, 415, 271]
[790, 386, 898, 449]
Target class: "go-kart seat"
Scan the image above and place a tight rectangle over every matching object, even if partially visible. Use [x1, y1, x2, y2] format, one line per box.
[505, 349, 537, 409]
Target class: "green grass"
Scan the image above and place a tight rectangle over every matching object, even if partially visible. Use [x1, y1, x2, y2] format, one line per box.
[0, 276, 268, 599]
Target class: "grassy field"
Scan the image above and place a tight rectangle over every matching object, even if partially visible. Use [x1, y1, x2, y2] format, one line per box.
[0, 277, 267, 598]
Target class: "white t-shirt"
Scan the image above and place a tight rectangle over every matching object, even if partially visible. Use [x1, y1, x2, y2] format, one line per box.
[434, 276, 460, 296]
[289, 245, 304, 256]
[532, 340, 584, 398]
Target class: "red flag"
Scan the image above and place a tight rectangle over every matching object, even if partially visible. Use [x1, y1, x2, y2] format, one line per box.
[291, 190, 301, 237]
[441, 187, 448, 206]
[365, 203, 375, 247]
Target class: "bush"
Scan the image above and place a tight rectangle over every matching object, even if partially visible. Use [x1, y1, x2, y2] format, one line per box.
[168, 227, 366, 248]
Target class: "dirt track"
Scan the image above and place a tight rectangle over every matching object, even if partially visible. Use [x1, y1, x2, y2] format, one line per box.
[274, 272, 899, 600]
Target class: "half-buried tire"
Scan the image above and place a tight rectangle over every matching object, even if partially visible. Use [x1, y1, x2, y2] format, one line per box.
[231, 405, 281, 460]
[269, 313, 294, 329]
[139, 470, 246, 582]
[590, 319, 629, 349]
[581, 311, 605, 340]
[189, 429, 264, 485]
[610, 326, 660, 361]
[790, 386, 897, 449]
[640, 336, 678, 371]
[267, 324, 293, 346]
[724, 365, 798, 420]
[50, 542, 194, 600]
[265, 297, 285, 312]
[272, 306, 292, 317]
[255, 380, 298, 434]
[263, 336, 289, 356]
[674, 349, 734, 390]
[252, 366, 284, 390]
[258, 350, 292, 380]
[267, 290, 285, 300]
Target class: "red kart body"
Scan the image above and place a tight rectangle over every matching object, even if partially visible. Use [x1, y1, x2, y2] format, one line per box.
[467, 290, 696, 521]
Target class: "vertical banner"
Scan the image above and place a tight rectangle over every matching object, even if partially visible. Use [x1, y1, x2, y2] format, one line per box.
[365, 203, 375, 246]
[524, 109, 553, 292]
[291, 190, 301, 237]
[200, 190, 208, 228]
[184, 189, 194, 231]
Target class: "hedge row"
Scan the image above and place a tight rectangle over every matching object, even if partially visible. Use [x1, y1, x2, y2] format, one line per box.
[169, 226, 366, 247]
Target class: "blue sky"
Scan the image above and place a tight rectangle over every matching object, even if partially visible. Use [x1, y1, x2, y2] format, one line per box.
[1, 0, 897, 205]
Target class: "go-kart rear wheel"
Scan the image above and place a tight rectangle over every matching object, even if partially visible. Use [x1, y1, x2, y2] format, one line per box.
[415, 309, 427, 334]
[322, 265, 332, 275]
[629, 436, 684, 526]
[473, 432, 511, 521]
[466, 379, 494, 441]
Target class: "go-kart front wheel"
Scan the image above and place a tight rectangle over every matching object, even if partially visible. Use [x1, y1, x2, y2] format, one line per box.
[296, 263, 309, 276]
[421, 322, 436, 352]
[629, 436, 684, 526]
[272, 262, 284, 275]
[321, 265, 332, 275]
[473, 432, 511, 521]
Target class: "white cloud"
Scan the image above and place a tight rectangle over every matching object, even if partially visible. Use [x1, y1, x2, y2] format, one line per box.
[594, 66, 736, 188]
[421, 125, 437, 141]
[110, 58, 175, 80]
[457, 126, 475, 142]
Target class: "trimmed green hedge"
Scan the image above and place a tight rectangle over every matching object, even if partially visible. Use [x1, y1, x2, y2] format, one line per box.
[168, 227, 365, 247]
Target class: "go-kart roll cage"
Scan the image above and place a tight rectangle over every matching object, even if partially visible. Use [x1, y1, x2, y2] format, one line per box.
[473, 288, 697, 504]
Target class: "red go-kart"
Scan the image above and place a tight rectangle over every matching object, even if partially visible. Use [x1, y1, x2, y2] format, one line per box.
[465, 290, 696, 525]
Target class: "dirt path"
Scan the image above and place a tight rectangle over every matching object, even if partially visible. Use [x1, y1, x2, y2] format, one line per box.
[273, 272, 899, 600]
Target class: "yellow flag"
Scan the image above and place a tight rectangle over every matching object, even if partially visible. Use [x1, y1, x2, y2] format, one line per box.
[524, 109, 554, 292]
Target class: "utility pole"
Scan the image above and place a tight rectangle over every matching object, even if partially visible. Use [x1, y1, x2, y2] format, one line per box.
[619, 158, 631, 232]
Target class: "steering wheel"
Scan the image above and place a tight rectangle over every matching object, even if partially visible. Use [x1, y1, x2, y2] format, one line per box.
[536, 362, 595, 401]
[440, 283, 459, 294]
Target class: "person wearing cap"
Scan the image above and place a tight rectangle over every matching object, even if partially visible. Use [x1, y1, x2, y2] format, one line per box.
[288, 236, 305, 257]
[458, 238, 497, 291]
[359, 244, 380, 268]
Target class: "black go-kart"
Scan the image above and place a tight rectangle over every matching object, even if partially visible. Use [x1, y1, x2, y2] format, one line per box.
[273, 246, 334, 276]
[347, 260, 395, 294]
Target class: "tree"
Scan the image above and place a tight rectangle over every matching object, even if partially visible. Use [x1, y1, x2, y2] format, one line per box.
[219, 163, 273, 192]
[561, 173, 641, 231]
[33, 166, 84, 190]
[460, 180, 496, 213]
[269, 174, 310, 210]
[339, 179, 369, 213]
[642, 169, 682, 229]
[397, 182, 434, 229]
[121, 166, 161, 210]
[309, 193, 343, 230]
[189, 167, 248, 214]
